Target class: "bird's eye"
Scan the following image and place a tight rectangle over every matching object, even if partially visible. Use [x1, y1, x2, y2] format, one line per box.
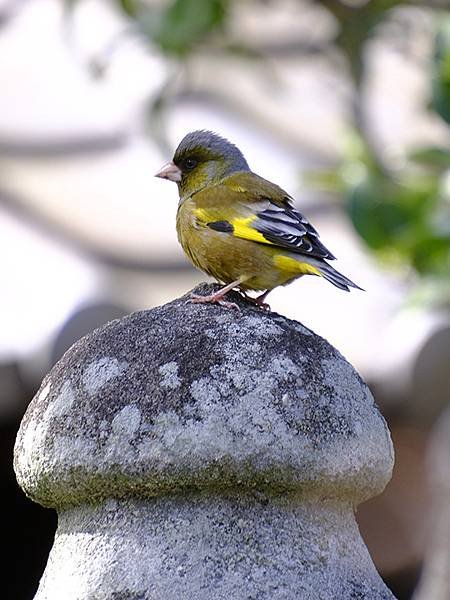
[183, 157, 197, 170]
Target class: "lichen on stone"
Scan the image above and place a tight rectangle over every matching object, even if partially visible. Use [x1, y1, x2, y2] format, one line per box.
[82, 357, 128, 395]
[158, 361, 182, 389]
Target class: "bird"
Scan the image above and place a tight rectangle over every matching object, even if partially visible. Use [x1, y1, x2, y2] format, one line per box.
[156, 130, 362, 309]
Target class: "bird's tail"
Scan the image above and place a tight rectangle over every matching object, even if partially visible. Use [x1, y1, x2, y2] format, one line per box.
[310, 259, 364, 292]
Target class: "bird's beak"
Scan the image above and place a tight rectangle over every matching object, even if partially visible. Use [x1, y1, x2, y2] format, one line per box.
[155, 161, 182, 183]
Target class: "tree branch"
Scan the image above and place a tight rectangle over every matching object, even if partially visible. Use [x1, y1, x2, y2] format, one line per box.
[0, 132, 129, 159]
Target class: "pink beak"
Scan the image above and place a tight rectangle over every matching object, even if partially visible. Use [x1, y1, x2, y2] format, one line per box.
[155, 161, 182, 183]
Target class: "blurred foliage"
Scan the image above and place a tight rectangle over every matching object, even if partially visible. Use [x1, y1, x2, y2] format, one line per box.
[304, 129, 450, 282]
[322, 12, 450, 306]
[432, 16, 450, 125]
[127, 0, 227, 57]
[68, 0, 450, 305]
[347, 167, 448, 276]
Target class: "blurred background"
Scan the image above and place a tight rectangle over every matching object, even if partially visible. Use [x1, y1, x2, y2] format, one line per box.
[1, 0, 449, 598]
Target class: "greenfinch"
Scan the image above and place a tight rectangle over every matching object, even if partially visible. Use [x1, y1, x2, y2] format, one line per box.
[156, 130, 362, 309]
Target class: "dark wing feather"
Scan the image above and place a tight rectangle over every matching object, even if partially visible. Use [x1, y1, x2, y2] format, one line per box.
[193, 171, 336, 260]
[253, 200, 336, 260]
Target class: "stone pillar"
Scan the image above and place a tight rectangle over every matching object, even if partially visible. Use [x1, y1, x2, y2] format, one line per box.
[413, 406, 450, 600]
[14, 284, 396, 599]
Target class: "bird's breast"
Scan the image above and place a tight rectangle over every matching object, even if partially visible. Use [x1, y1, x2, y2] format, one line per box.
[175, 197, 294, 290]
[176, 198, 211, 272]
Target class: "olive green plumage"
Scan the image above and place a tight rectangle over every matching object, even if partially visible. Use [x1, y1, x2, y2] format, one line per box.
[157, 130, 362, 305]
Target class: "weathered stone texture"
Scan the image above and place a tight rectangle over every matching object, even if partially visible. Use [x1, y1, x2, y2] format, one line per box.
[14, 284, 396, 599]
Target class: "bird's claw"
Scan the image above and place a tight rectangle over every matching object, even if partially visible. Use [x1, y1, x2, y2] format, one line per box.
[257, 301, 271, 312]
[188, 294, 240, 310]
[250, 298, 271, 312]
[237, 290, 271, 312]
[217, 299, 240, 310]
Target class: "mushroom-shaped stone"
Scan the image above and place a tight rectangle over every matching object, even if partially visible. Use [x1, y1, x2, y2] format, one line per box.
[14, 284, 396, 599]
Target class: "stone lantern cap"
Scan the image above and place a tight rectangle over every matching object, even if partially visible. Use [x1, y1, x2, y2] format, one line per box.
[14, 284, 394, 510]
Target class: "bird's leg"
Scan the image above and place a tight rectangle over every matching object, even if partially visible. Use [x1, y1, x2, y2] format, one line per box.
[239, 289, 272, 312]
[189, 280, 242, 310]
[255, 289, 272, 310]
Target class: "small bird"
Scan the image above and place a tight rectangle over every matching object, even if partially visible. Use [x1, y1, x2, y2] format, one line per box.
[156, 130, 362, 309]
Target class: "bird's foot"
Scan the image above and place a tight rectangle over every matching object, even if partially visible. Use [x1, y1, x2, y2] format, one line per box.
[239, 290, 271, 312]
[255, 299, 271, 312]
[189, 293, 240, 310]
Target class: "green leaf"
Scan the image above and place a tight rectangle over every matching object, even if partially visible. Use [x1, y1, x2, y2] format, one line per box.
[347, 170, 450, 279]
[346, 173, 444, 268]
[411, 233, 450, 275]
[118, 0, 139, 18]
[431, 15, 450, 125]
[139, 0, 227, 57]
[409, 147, 450, 169]
[348, 179, 409, 250]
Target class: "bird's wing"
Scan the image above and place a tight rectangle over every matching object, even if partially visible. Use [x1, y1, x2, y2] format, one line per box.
[193, 172, 336, 260]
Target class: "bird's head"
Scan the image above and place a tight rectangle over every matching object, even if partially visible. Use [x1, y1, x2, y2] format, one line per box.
[155, 130, 249, 198]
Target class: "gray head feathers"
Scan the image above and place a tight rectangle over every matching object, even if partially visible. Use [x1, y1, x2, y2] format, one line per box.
[173, 130, 250, 173]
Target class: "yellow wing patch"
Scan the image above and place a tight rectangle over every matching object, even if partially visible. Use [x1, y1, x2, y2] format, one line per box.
[195, 209, 273, 245]
[232, 216, 273, 244]
[273, 255, 322, 276]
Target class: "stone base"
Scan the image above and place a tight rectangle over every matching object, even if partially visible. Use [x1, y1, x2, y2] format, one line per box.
[36, 492, 394, 600]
